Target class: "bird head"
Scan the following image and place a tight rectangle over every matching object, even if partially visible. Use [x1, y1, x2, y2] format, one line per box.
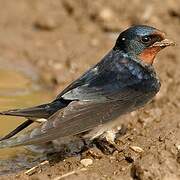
[114, 25, 175, 65]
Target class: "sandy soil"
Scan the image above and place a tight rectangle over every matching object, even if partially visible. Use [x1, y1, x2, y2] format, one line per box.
[0, 0, 180, 179]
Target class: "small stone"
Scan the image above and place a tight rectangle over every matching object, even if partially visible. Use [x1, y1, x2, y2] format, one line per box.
[104, 130, 116, 143]
[130, 146, 144, 153]
[175, 144, 180, 150]
[34, 18, 58, 31]
[80, 158, 93, 167]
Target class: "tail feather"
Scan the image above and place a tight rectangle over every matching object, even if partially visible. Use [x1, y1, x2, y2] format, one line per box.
[0, 126, 55, 149]
[0, 99, 71, 143]
[0, 119, 33, 141]
[0, 99, 72, 149]
[0, 104, 53, 119]
[0, 132, 31, 149]
[0, 99, 71, 119]
[0, 126, 48, 149]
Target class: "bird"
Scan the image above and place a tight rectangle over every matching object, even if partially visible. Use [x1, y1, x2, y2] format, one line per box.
[0, 25, 175, 150]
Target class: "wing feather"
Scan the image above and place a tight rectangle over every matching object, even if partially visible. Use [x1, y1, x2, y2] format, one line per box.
[0, 88, 154, 148]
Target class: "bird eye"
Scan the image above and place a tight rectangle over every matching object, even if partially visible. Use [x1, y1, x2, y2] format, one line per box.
[141, 36, 152, 44]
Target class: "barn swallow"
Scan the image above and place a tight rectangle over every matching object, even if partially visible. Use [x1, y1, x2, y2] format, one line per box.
[0, 25, 175, 149]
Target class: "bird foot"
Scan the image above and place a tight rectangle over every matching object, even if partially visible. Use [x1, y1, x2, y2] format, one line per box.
[93, 126, 127, 155]
[93, 137, 117, 155]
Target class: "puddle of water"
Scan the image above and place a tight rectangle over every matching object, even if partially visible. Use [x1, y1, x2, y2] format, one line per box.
[0, 65, 54, 174]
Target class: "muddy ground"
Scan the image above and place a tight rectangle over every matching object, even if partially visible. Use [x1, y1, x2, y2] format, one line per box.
[0, 0, 180, 179]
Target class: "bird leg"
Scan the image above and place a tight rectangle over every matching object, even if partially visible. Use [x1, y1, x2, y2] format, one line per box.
[93, 125, 127, 154]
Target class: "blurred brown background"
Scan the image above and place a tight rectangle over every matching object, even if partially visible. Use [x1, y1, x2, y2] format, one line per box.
[0, 0, 179, 179]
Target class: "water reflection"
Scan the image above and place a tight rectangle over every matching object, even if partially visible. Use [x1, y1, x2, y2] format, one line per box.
[0, 65, 53, 174]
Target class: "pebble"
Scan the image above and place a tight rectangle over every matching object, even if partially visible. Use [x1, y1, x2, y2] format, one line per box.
[130, 146, 144, 153]
[80, 158, 93, 167]
[34, 18, 58, 30]
[175, 144, 180, 151]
